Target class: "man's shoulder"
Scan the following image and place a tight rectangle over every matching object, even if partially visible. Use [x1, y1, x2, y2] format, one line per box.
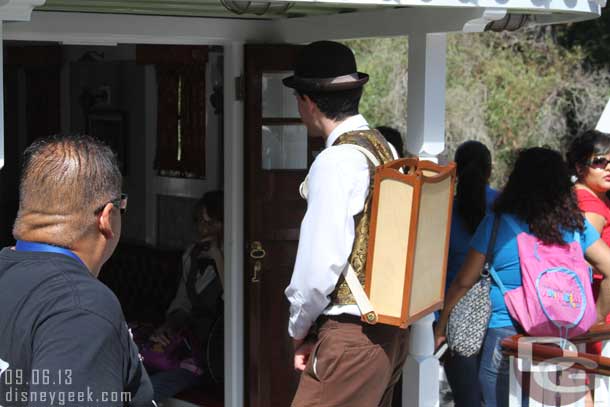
[0, 251, 124, 327]
[314, 143, 369, 171]
[64, 271, 125, 332]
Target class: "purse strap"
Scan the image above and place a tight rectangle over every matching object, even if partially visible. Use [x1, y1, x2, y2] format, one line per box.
[486, 215, 511, 294]
[482, 215, 501, 279]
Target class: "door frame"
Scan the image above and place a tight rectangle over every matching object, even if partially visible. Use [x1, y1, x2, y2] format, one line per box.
[3, 13, 269, 407]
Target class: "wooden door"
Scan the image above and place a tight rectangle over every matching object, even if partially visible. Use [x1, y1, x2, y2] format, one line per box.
[1, 45, 61, 246]
[244, 44, 324, 407]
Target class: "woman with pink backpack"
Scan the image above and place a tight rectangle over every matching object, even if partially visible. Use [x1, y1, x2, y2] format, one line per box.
[435, 147, 610, 407]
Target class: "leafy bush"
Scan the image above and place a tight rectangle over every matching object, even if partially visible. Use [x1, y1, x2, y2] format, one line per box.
[345, 28, 610, 187]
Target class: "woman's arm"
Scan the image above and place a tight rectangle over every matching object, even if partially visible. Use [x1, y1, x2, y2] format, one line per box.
[585, 239, 610, 321]
[435, 249, 486, 342]
[584, 211, 606, 235]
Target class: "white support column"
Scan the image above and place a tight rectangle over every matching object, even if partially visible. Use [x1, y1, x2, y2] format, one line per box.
[403, 32, 447, 407]
[406, 32, 447, 160]
[0, 0, 45, 169]
[596, 98, 610, 134]
[594, 340, 610, 405]
[404, 313, 440, 407]
[223, 41, 244, 407]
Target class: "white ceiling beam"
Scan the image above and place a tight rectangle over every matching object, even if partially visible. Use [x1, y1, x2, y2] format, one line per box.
[4, 11, 276, 44]
[0, 0, 45, 21]
[462, 8, 506, 32]
[272, 7, 489, 41]
[272, 2, 600, 42]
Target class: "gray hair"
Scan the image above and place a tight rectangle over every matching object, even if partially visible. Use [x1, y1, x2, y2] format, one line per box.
[13, 135, 122, 248]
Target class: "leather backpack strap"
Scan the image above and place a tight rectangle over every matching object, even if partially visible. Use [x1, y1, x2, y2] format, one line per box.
[341, 143, 381, 324]
[342, 144, 381, 166]
[343, 263, 378, 324]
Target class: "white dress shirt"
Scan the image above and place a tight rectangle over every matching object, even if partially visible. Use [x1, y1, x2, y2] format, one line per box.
[285, 115, 397, 340]
[167, 241, 220, 317]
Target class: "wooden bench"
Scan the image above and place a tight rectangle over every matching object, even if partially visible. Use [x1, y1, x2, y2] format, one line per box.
[99, 242, 183, 324]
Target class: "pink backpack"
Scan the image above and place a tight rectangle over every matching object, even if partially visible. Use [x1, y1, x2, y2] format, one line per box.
[490, 216, 597, 338]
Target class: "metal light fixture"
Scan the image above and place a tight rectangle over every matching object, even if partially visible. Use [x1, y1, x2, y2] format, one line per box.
[485, 13, 531, 32]
[219, 0, 294, 16]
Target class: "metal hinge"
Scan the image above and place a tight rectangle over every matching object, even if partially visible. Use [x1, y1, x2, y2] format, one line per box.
[235, 75, 245, 101]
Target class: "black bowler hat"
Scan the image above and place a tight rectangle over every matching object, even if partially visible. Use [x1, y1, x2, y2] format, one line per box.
[283, 41, 369, 93]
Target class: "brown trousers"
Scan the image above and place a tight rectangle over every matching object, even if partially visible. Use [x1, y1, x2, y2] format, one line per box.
[292, 315, 410, 407]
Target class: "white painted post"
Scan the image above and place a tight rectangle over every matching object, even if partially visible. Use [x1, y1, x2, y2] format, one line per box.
[594, 340, 610, 406]
[223, 41, 245, 407]
[509, 356, 523, 407]
[0, 0, 47, 170]
[403, 32, 447, 407]
[596, 98, 610, 134]
[405, 32, 447, 161]
[404, 313, 440, 406]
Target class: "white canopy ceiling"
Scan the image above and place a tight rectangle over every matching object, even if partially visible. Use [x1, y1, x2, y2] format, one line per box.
[34, 0, 605, 25]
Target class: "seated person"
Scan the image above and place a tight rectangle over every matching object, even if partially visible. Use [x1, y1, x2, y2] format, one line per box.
[143, 190, 224, 402]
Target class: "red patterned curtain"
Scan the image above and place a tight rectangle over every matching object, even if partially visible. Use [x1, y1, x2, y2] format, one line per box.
[137, 45, 208, 178]
[179, 65, 206, 177]
[155, 66, 181, 173]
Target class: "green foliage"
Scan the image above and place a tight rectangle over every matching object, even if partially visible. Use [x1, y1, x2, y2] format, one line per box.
[345, 29, 610, 187]
[343, 38, 408, 130]
[448, 30, 610, 186]
[559, 7, 610, 69]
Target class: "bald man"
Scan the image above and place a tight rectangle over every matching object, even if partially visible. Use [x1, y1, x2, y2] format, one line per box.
[0, 135, 154, 406]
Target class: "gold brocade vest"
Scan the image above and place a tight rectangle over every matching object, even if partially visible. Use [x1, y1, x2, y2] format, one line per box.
[330, 130, 395, 305]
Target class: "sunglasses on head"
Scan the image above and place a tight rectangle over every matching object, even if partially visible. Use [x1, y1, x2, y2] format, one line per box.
[95, 193, 128, 215]
[588, 156, 610, 170]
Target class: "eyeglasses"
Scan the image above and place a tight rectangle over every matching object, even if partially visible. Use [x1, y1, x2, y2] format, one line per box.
[194, 211, 217, 225]
[95, 193, 128, 214]
[588, 156, 610, 170]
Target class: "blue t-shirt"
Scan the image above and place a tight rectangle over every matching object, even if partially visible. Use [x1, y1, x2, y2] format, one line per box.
[445, 185, 499, 291]
[470, 214, 600, 328]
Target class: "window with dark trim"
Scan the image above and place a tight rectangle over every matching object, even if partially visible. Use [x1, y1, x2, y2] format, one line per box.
[137, 45, 208, 178]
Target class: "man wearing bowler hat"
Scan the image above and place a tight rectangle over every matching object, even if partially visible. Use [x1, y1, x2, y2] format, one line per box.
[284, 41, 408, 406]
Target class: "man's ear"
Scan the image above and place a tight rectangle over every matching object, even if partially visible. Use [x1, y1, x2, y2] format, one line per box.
[97, 203, 115, 240]
[301, 94, 321, 117]
[302, 94, 313, 109]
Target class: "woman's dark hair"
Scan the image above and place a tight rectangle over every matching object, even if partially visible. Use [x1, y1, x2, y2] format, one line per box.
[195, 190, 224, 223]
[493, 147, 584, 245]
[454, 141, 492, 234]
[566, 129, 610, 177]
[376, 126, 403, 158]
